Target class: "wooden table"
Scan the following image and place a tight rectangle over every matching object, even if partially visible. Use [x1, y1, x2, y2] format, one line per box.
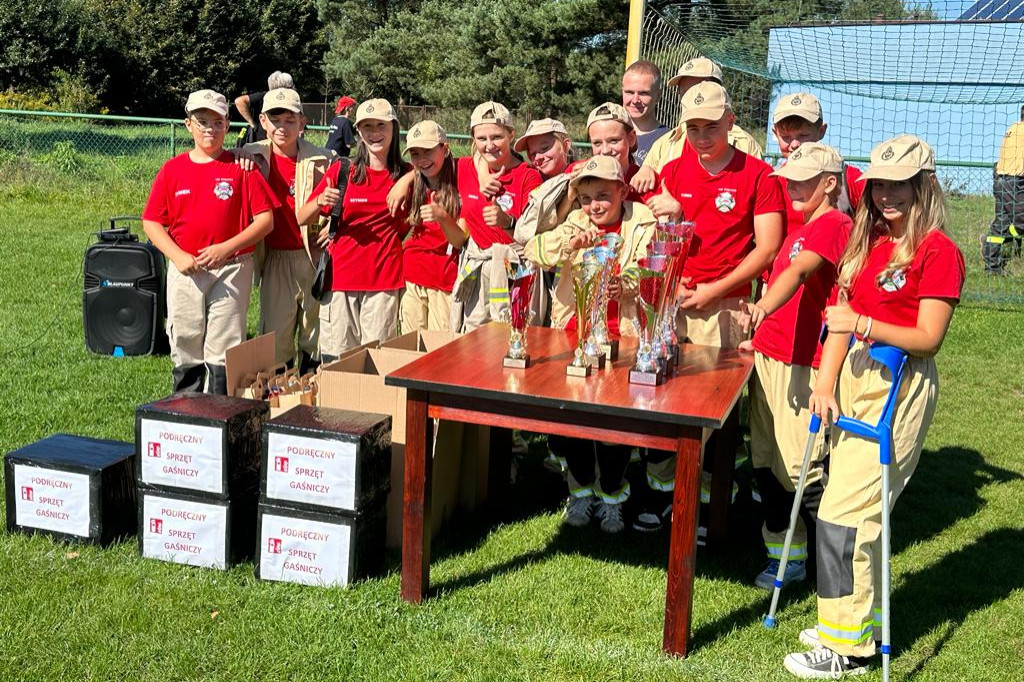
[385, 323, 753, 657]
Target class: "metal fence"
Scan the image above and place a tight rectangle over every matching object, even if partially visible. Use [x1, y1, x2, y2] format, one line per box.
[1, 109, 1021, 304]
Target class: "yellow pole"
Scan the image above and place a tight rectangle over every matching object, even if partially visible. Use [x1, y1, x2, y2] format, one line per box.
[625, 0, 646, 68]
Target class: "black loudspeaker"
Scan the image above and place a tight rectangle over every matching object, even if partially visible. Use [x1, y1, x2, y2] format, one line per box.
[83, 217, 168, 356]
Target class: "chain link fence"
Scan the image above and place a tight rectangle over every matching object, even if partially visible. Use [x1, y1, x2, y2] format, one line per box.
[1, 108, 1021, 305]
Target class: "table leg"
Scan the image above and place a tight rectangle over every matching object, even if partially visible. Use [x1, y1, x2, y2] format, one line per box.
[663, 425, 703, 658]
[707, 405, 740, 546]
[401, 389, 434, 603]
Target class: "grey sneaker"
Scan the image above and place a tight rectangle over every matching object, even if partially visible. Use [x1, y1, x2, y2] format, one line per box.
[783, 647, 870, 679]
[564, 495, 594, 527]
[596, 500, 625, 533]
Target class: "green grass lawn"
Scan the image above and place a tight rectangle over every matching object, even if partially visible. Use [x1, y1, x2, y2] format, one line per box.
[1, 123, 1023, 681]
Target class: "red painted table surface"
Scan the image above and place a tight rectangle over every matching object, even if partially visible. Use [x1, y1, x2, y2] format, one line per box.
[385, 322, 754, 658]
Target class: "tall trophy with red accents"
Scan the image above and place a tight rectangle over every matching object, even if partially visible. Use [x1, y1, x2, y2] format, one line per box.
[566, 259, 603, 377]
[627, 257, 670, 385]
[501, 260, 537, 369]
[651, 221, 695, 371]
[589, 233, 624, 361]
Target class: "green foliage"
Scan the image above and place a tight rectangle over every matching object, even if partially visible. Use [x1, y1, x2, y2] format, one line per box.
[320, 0, 627, 117]
[40, 140, 85, 174]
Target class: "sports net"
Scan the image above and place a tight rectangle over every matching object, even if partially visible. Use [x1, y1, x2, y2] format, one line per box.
[636, 0, 1024, 303]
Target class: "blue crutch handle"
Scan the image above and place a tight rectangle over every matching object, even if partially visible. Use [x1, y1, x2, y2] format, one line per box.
[832, 343, 908, 465]
[809, 413, 822, 434]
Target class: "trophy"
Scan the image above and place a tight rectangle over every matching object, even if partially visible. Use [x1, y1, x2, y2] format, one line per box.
[501, 260, 537, 369]
[590, 233, 624, 360]
[651, 221, 695, 370]
[627, 256, 671, 385]
[566, 260, 603, 377]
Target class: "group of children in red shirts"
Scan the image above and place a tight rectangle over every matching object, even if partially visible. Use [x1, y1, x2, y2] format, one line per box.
[142, 61, 965, 677]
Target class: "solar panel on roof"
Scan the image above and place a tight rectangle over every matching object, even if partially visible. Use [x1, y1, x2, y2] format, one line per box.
[960, 0, 1024, 20]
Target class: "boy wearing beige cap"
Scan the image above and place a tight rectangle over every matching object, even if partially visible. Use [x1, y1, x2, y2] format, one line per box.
[298, 98, 411, 359]
[634, 81, 785, 532]
[525, 155, 658, 531]
[631, 57, 763, 194]
[771, 92, 864, 228]
[785, 135, 964, 678]
[401, 120, 464, 332]
[743, 142, 853, 590]
[239, 88, 333, 373]
[142, 89, 277, 394]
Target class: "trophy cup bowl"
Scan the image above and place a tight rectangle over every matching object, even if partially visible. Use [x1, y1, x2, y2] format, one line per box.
[652, 221, 695, 369]
[628, 257, 669, 386]
[567, 260, 603, 377]
[588, 240, 623, 360]
[502, 261, 537, 369]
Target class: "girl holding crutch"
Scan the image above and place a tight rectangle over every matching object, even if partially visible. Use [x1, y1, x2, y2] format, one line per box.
[783, 135, 964, 679]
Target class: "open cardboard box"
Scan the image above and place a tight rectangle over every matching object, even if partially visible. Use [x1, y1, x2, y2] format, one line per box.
[318, 333, 490, 548]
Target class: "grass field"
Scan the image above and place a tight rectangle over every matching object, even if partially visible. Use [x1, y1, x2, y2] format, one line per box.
[1, 121, 1023, 681]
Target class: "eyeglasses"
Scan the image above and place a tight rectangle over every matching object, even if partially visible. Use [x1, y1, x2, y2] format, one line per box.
[189, 116, 228, 131]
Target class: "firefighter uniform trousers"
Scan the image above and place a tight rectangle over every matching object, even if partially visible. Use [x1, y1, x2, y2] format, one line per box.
[815, 341, 938, 657]
[983, 172, 1024, 271]
[750, 352, 828, 562]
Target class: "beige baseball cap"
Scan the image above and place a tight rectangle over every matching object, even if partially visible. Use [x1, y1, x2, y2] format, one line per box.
[185, 89, 229, 118]
[772, 92, 822, 124]
[860, 134, 935, 181]
[470, 101, 513, 130]
[666, 58, 723, 87]
[771, 142, 844, 181]
[570, 155, 624, 187]
[513, 118, 568, 152]
[355, 99, 397, 124]
[263, 88, 303, 114]
[403, 120, 447, 155]
[587, 102, 633, 130]
[679, 82, 731, 122]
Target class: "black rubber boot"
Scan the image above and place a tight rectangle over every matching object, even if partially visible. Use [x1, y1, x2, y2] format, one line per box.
[206, 364, 228, 395]
[172, 364, 206, 394]
[299, 351, 320, 375]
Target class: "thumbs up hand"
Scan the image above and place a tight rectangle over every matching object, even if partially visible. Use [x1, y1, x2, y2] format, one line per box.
[480, 165, 505, 199]
[482, 196, 512, 229]
[645, 179, 683, 222]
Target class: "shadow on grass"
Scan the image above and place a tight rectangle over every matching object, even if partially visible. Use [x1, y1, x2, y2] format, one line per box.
[895, 528, 1024, 678]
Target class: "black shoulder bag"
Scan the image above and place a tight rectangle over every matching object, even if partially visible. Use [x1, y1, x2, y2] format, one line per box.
[310, 159, 351, 300]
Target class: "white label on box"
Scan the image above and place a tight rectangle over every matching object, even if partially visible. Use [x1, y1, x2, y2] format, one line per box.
[259, 512, 352, 587]
[142, 495, 227, 569]
[265, 432, 357, 510]
[13, 465, 90, 537]
[139, 418, 224, 494]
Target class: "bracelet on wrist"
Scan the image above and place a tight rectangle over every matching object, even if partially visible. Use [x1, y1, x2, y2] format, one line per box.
[855, 314, 863, 336]
[864, 316, 874, 340]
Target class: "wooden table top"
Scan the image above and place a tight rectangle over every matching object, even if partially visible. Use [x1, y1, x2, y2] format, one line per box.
[385, 323, 753, 430]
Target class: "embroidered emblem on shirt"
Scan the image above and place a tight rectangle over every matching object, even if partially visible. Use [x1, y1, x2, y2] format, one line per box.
[213, 180, 234, 200]
[880, 268, 906, 292]
[288, 179, 295, 197]
[881, 146, 895, 161]
[789, 237, 805, 261]
[496, 193, 514, 212]
[715, 190, 735, 213]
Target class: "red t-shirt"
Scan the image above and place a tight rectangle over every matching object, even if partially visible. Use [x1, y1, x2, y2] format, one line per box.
[142, 151, 277, 257]
[661, 150, 785, 298]
[403, 187, 459, 292]
[848, 228, 965, 328]
[753, 210, 852, 368]
[781, 165, 864, 228]
[309, 162, 411, 292]
[458, 157, 542, 249]
[564, 220, 622, 336]
[264, 152, 304, 251]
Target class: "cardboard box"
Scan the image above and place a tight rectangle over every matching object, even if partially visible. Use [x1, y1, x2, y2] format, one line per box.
[5, 434, 137, 545]
[261, 405, 392, 514]
[256, 500, 386, 587]
[317, 335, 491, 548]
[138, 487, 257, 570]
[135, 393, 267, 499]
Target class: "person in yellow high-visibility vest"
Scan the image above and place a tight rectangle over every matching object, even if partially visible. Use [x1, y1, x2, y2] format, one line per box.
[983, 105, 1024, 274]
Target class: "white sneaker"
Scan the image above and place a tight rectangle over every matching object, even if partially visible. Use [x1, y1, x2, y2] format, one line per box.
[564, 496, 594, 527]
[799, 628, 822, 649]
[596, 500, 625, 533]
[783, 647, 870, 679]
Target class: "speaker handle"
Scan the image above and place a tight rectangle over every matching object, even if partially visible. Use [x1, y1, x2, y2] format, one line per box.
[107, 215, 142, 231]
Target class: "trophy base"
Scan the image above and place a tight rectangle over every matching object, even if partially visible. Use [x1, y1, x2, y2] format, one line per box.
[585, 352, 607, 369]
[659, 353, 676, 376]
[629, 368, 665, 386]
[503, 354, 531, 369]
[566, 362, 592, 378]
[599, 340, 619, 361]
